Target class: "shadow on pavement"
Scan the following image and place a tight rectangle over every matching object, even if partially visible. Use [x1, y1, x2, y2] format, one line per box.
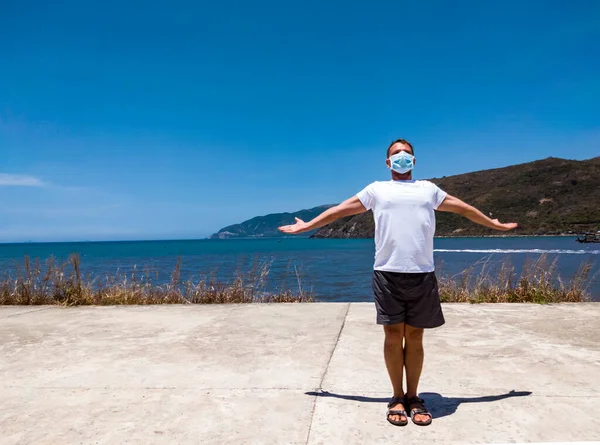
[305, 389, 532, 419]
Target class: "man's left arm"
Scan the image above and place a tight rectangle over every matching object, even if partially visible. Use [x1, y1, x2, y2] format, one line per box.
[436, 194, 518, 231]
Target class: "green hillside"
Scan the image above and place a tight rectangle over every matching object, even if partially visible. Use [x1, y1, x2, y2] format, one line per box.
[210, 205, 335, 239]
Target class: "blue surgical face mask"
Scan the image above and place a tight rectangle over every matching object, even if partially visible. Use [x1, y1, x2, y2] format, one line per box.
[389, 151, 414, 174]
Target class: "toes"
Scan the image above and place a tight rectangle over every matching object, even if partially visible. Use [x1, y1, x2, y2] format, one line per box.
[388, 414, 407, 423]
[415, 413, 431, 423]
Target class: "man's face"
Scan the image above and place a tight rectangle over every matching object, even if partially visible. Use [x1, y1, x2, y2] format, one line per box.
[386, 142, 415, 169]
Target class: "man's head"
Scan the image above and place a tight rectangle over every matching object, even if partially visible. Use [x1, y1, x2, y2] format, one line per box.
[386, 139, 416, 175]
[386, 139, 414, 158]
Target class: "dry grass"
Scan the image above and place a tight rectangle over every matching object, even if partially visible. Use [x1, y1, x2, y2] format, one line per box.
[437, 254, 593, 303]
[0, 254, 594, 305]
[0, 255, 313, 306]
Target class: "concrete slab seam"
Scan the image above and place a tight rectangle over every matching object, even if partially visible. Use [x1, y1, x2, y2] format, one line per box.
[304, 302, 350, 445]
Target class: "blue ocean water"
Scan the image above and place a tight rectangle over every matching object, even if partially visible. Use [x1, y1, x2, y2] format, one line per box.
[0, 237, 598, 301]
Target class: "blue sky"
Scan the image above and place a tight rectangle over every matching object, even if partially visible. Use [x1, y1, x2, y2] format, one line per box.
[1, 0, 599, 242]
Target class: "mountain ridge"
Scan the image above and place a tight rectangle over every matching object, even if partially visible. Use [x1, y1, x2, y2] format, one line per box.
[210, 205, 335, 239]
[211, 156, 600, 239]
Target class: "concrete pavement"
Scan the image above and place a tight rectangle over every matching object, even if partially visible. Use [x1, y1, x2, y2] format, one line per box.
[1, 303, 599, 444]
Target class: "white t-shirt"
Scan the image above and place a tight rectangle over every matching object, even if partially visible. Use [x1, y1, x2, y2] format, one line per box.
[356, 180, 447, 273]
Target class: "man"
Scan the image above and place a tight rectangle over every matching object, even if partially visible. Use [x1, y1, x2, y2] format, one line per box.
[278, 139, 518, 427]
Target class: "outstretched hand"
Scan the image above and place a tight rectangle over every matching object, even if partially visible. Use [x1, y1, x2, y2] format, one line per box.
[278, 217, 310, 235]
[493, 219, 518, 231]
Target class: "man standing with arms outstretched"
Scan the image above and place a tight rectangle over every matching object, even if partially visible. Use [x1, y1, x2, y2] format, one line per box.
[279, 139, 518, 427]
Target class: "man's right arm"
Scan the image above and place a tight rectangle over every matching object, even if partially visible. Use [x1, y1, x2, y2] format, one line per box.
[278, 196, 367, 235]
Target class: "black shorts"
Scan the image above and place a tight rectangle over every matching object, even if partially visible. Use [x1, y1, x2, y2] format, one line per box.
[372, 270, 445, 328]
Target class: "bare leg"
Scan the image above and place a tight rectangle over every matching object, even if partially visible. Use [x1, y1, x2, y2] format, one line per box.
[404, 324, 430, 424]
[383, 323, 406, 423]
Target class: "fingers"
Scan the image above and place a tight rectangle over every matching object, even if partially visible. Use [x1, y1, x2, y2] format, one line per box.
[278, 218, 306, 234]
[493, 221, 518, 231]
[278, 225, 299, 234]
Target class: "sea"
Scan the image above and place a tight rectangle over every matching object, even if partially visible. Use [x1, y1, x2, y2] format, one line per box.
[0, 237, 598, 301]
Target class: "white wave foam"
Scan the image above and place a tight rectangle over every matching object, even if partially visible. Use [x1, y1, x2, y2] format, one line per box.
[434, 249, 600, 255]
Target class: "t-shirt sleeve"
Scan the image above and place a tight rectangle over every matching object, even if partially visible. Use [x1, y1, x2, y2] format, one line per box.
[356, 183, 376, 210]
[431, 183, 448, 209]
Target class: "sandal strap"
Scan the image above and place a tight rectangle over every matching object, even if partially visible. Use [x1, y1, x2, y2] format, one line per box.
[410, 408, 430, 417]
[387, 409, 407, 416]
[387, 396, 405, 408]
[406, 396, 430, 417]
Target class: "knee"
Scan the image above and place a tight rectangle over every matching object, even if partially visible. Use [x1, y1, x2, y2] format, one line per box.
[383, 325, 404, 345]
[404, 326, 424, 346]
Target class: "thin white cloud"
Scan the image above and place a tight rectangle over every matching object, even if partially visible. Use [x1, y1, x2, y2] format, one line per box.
[0, 174, 46, 187]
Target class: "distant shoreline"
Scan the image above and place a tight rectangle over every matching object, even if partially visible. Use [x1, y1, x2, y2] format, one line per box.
[0, 234, 585, 245]
[434, 234, 579, 239]
[209, 234, 584, 241]
[212, 234, 583, 240]
[315, 233, 582, 240]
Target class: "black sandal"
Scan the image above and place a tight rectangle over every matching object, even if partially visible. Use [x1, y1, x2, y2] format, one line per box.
[386, 396, 408, 426]
[406, 396, 432, 426]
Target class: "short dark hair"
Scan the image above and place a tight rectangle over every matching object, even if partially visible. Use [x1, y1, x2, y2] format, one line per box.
[387, 139, 414, 158]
